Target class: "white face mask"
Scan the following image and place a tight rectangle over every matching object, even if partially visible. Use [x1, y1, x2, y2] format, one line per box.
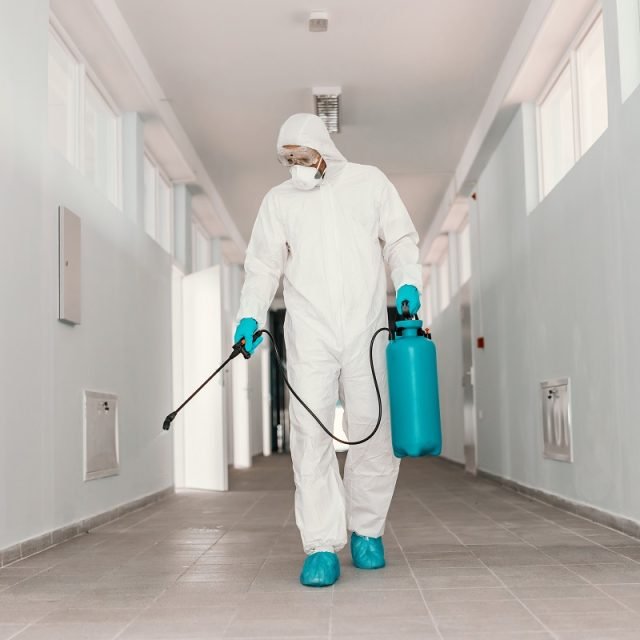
[290, 162, 324, 190]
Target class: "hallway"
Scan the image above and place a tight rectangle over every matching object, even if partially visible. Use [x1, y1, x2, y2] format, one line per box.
[2, 455, 640, 639]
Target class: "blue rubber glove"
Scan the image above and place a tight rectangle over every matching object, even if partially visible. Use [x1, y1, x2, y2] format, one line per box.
[234, 317, 263, 356]
[396, 284, 421, 316]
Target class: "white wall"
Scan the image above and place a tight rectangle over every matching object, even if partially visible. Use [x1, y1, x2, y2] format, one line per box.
[0, 0, 173, 550]
[430, 295, 465, 464]
[440, 0, 640, 522]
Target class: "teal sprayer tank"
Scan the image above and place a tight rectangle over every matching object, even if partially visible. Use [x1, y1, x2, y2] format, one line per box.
[386, 319, 442, 458]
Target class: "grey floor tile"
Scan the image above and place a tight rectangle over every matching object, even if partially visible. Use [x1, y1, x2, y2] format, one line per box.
[522, 597, 627, 614]
[0, 625, 28, 640]
[569, 562, 640, 585]
[492, 564, 590, 588]
[224, 616, 330, 638]
[118, 620, 228, 639]
[330, 615, 438, 638]
[11, 622, 127, 639]
[468, 544, 559, 567]
[331, 590, 428, 618]
[4, 454, 640, 639]
[536, 610, 640, 632]
[421, 586, 514, 602]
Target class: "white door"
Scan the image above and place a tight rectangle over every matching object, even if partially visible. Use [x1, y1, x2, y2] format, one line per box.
[179, 265, 228, 490]
[460, 282, 478, 475]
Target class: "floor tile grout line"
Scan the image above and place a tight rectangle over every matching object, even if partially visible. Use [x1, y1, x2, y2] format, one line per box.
[213, 491, 274, 639]
[450, 482, 640, 619]
[474, 473, 640, 548]
[388, 520, 445, 640]
[410, 490, 561, 640]
[468, 487, 640, 620]
[5, 625, 30, 640]
[110, 492, 269, 640]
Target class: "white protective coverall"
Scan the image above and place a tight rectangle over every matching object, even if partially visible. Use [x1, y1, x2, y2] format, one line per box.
[237, 113, 422, 554]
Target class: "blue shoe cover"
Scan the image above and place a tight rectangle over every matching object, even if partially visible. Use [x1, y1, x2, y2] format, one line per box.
[299, 551, 340, 587]
[351, 533, 386, 569]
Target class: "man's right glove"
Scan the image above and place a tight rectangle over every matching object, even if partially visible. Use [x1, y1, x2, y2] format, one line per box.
[233, 317, 263, 356]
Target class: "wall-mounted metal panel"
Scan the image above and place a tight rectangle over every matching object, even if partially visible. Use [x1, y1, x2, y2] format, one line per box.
[58, 207, 81, 325]
[541, 378, 573, 462]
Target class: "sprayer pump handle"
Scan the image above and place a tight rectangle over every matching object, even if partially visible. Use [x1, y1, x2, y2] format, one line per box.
[233, 330, 264, 360]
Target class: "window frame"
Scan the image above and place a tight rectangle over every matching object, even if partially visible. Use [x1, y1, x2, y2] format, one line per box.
[437, 250, 451, 314]
[192, 220, 212, 272]
[157, 170, 174, 255]
[83, 76, 122, 206]
[536, 7, 608, 200]
[48, 17, 122, 207]
[458, 219, 472, 285]
[142, 151, 175, 255]
[47, 25, 82, 166]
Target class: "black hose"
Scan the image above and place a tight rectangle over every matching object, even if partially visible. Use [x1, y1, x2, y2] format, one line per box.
[260, 328, 390, 446]
[163, 327, 391, 447]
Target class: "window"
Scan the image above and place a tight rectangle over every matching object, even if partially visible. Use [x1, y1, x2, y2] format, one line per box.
[577, 15, 608, 150]
[143, 156, 157, 239]
[458, 222, 472, 284]
[192, 224, 212, 272]
[538, 12, 608, 198]
[48, 32, 78, 164]
[423, 283, 433, 327]
[617, 0, 640, 101]
[539, 65, 575, 194]
[47, 24, 121, 205]
[437, 252, 450, 313]
[84, 80, 119, 204]
[143, 154, 175, 253]
[157, 176, 174, 254]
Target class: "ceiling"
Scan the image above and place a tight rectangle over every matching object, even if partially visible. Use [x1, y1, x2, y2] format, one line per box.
[114, 0, 532, 248]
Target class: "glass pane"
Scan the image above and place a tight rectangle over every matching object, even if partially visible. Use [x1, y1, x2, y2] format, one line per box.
[85, 81, 119, 204]
[143, 157, 157, 239]
[539, 64, 575, 195]
[157, 177, 173, 253]
[616, 0, 640, 101]
[459, 223, 472, 284]
[195, 227, 211, 271]
[438, 253, 450, 312]
[577, 15, 608, 152]
[48, 34, 77, 163]
[423, 284, 433, 326]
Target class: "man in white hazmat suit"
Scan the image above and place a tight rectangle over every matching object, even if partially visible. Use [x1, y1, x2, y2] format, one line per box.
[234, 113, 422, 587]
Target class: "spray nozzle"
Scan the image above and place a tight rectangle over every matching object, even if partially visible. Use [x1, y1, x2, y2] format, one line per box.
[163, 410, 178, 431]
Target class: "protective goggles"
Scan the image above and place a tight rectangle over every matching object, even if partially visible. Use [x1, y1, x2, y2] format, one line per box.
[277, 146, 322, 167]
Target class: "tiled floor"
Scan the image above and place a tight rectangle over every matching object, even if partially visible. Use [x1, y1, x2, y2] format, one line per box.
[2, 456, 640, 639]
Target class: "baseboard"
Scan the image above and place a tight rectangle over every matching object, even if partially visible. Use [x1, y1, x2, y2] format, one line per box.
[0, 486, 174, 567]
[477, 469, 640, 541]
[436, 455, 465, 469]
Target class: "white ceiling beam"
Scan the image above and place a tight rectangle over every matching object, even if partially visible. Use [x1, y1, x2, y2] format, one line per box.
[91, 0, 247, 254]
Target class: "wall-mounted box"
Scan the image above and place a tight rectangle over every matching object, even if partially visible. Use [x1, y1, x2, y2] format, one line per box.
[541, 378, 573, 462]
[58, 207, 81, 325]
[84, 391, 119, 481]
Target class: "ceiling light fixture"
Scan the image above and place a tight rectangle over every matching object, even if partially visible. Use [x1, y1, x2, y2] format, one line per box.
[312, 86, 341, 133]
[308, 11, 329, 32]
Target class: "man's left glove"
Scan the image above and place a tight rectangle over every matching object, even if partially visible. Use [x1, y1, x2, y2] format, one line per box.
[233, 317, 263, 356]
[396, 284, 421, 316]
